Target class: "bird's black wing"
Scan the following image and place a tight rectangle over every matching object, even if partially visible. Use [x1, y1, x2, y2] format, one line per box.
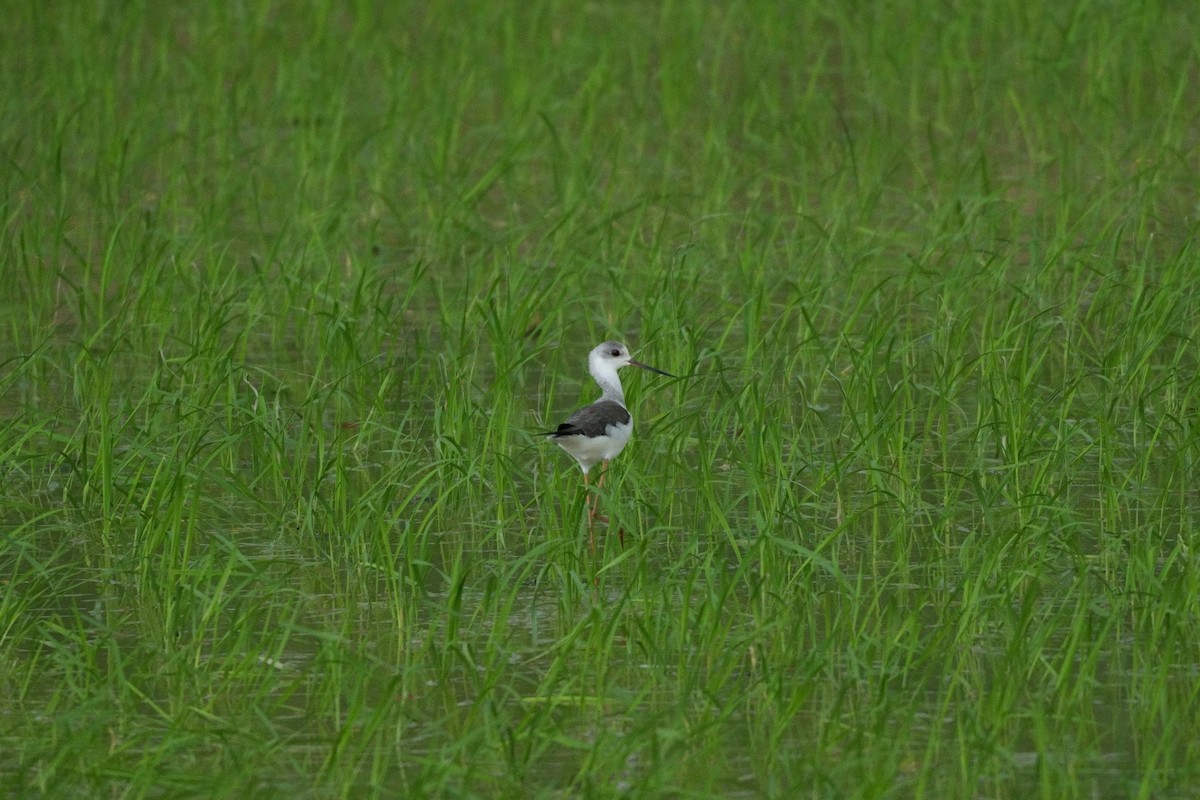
[545, 400, 630, 438]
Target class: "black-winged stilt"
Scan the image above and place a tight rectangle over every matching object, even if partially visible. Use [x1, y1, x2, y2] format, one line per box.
[543, 341, 675, 553]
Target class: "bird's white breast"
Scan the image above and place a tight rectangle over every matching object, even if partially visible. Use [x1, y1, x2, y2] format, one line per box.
[555, 418, 633, 473]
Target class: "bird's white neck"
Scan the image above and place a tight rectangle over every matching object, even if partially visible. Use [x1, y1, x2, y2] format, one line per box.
[589, 357, 625, 404]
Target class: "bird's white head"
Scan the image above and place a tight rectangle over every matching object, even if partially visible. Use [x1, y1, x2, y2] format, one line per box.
[587, 341, 674, 402]
[590, 341, 632, 371]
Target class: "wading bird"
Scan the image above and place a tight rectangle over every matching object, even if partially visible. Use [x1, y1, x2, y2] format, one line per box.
[543, 341, 675, 554]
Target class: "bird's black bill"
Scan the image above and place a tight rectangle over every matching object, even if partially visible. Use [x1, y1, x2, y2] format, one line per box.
[629, 359, 676, 378]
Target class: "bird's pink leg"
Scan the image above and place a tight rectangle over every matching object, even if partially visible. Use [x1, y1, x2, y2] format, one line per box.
[593, 462, 626, 547]
[584, 469, 596, 556]
[592, 461, 610, 525]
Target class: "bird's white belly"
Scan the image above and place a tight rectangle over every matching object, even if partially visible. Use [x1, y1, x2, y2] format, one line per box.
[556, 419, 633, 473]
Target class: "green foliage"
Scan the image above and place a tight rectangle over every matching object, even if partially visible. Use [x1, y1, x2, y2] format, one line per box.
[2, 1, 1199, 797]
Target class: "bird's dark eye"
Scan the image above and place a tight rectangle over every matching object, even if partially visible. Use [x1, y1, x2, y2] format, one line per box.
[610, 349, 620, 356]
